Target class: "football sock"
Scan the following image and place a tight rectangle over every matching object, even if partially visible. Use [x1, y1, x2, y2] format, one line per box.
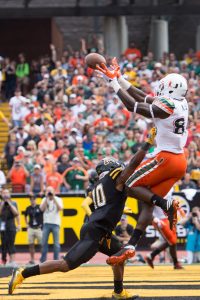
[114, 280, 123, 294]
[129, 229, 144, 246]
[150, 249, 160, 260]
[22, 265, 40, 279]
[169, 244, 178, 265]
[151, 242, 168, 259]
[151, 195, 167, 212]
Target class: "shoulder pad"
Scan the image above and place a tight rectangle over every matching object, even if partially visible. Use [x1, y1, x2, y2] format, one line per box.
[153, 96, 175, 115]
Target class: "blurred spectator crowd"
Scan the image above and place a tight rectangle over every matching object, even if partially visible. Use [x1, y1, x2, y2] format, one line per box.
[0, 41, 199, 194]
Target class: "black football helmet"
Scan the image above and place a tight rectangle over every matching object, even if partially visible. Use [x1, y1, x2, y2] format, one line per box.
[88, 169, 99, 184]
[96, 157, 124, 176]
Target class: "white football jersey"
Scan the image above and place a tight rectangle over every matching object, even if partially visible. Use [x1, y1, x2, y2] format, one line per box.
[152, 96, 188, 154]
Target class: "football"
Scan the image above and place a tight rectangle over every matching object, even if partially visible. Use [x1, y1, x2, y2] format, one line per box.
[85, 53, 106, 69]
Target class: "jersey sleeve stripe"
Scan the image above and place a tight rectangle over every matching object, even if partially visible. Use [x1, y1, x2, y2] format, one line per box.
[160, 97, 175, 109]
[153, 100, 174, 114]
[125, 159, 159, 187]
[110, 167, 122, 178]
[112, 170, 122, 179]
[153, 97, 175, 115]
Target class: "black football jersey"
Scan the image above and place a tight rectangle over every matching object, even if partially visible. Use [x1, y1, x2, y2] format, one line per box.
[89, 167, 127, 233]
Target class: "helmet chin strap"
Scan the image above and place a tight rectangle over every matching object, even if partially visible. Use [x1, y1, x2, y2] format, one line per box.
[173, 97, 185, 101]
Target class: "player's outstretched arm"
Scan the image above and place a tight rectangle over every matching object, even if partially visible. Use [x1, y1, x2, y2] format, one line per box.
[116, 128, 156, 191]
[111, 57, 154, 104]
[119, 77, 154, 104]
[96, 63, 169, 119]
[117, 88, 168, 119]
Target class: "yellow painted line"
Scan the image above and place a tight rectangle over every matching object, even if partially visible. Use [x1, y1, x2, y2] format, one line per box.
[1, 289, 200, 299]
[1, 281, 200, 287]
[1, 265, 200, 299]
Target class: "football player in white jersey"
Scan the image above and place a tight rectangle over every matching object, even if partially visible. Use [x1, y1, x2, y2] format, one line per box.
[96, 60, 188, 266]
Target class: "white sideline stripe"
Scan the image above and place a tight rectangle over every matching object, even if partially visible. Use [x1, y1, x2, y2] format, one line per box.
[126, 160, 159, 187]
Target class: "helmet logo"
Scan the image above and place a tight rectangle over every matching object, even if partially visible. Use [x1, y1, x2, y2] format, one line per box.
[103, 157, 118, 165]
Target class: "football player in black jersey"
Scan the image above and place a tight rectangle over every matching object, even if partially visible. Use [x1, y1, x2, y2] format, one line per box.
[8, 128, 156, 299]
[82, 170, 133, 223]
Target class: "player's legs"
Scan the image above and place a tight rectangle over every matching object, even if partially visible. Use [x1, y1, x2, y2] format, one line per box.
[99, 237, 125, 296]
[152, 218, 177, 245]
[107, 180, 180, 266]
[128, 202, 153, 247]
[131, 177, 180, 229]
[127, 152, 186, 213]
[146, 241, 168, 269]
[99, 235, 138, 299]
[8, 222, 103, 295]
[127, 152, 187, 192]
[130, 178, 179, 209]
[127, 179, 179, 249]
[146, 241, 183, 270]
[169, 244, 183, 269]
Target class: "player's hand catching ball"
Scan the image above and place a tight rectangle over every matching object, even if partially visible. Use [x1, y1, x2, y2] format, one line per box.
[96, 63, 119, 81]
[110, 57, 121, 78]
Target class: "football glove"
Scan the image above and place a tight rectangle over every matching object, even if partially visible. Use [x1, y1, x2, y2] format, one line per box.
[110, 57, 121, 78]
[96, 63, 119, 81]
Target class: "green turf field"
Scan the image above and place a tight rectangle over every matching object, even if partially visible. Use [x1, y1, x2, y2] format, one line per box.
[0, 265, 200, 300]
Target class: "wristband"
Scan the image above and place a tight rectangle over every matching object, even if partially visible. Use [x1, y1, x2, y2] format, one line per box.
[134, 102, 138, 114]
[149, 104, 155, 120]
[118, 75, 131, 90]
[144, 95, 150, 103]
[109, 78, 121, 93]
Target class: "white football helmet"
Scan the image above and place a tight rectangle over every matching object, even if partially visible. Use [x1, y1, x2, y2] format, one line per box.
[156, 73, 188, 100]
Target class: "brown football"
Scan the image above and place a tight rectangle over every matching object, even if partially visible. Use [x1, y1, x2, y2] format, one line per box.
[85, 53, 106, 69]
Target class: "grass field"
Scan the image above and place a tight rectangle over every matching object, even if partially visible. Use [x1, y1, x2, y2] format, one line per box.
[0, 265, 200, 300]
